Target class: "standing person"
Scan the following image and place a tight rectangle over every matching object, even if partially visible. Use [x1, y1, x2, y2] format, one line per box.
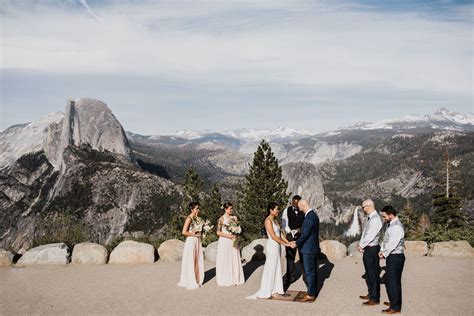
[295, 200, 320, 302]
[178, 202, 204, 290]
[215, 202, 245, 286]
[358, 199, 383, 306]
[281, 194, 306, 287]
[246, 202, 296, 299]
[379, 205, 405, 314]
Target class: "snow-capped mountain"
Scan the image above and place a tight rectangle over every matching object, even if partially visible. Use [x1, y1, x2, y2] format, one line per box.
[343, 107, 473, 132]
[152, 125, 314, 142]
[147, 107, 472, 142]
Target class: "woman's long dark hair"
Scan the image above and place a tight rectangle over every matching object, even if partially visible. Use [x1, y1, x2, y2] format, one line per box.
[264, 202, 279, 221]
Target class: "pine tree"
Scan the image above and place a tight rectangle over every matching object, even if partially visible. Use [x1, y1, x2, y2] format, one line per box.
[398, 199, 419, 239]
[181, 167, 204, 209]
[431, 151, 467, 232]
[426, 150, 472, 244]
[167, 167, 204, 239]
[201, 183, 222, 245]
[237, 140, 289, 243]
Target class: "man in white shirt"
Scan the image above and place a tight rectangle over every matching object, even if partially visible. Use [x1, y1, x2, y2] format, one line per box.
[281, 195, 305, 288]
[379, 205, 405, 315]
[358, 199, 383, 306]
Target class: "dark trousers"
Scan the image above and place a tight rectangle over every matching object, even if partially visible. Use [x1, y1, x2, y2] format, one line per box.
[301, 253, 318, 297]
[363, 245, 381, 301]
[386, 254, 405, 311]
[285, 242, 306, 285]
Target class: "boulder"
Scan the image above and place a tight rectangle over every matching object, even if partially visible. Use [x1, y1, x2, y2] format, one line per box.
[109, 240, 155, 264]
[320, 240, 347, 260]
[0, 249, 14, 266]
[404, 241, 428, 256]
[347, 241, 362, 258]
[72, 242, 108, 264]
[242, 239, 267, 262]
[157, 239, 185, 262]
[17, 243, 69, 266]
[428, 241, 474, 258]
[204, 241, 219, 262]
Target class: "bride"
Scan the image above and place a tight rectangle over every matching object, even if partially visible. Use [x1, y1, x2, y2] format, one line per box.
[247, 202, 296, 299]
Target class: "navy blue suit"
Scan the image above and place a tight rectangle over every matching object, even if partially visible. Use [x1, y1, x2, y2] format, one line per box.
[296, 210, 320, 297]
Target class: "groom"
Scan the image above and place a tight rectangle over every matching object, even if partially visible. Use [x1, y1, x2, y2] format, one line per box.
[295, 200, 320, 302]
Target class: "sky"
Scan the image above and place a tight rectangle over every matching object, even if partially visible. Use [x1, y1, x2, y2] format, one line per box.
[0, 0, 473, 134]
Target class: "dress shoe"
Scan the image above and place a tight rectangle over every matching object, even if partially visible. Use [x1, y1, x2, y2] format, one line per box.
[363, 300, 380, 306]
[297, 294, 316, 302]
[382, 308, 401, 314]
[359, 294, 370, 300]
[383, 302, 390, 306]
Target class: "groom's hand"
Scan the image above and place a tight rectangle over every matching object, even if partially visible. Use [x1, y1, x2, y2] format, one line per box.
[378, 252, 385, 259]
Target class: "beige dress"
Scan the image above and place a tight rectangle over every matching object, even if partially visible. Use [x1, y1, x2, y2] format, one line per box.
[178, 217, 204, 290]
[215, 215, 245, 286]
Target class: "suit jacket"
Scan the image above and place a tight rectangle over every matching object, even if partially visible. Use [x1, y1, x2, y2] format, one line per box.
[296, 210, 320, 255]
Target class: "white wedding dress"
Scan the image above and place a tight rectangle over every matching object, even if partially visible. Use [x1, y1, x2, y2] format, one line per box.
[246, 220, 284, 299]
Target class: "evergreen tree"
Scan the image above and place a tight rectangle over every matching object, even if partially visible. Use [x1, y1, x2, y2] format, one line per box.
[201, 183, 222, 245]
[167, 167, 204, 239]
[237, 140, 289, 243]
[425, 150, 473, 245]
[398, 199, 419, 239]
[181, 167, 204, 209]
[431, 151, 468, 232]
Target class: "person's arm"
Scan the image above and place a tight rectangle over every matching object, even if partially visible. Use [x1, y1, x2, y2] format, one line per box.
[216, 216, 234, 239]
[296, 216, 312, 248]
[182, 217, 199, 237]
[381, 225, 404, 258]
[281, 208, 291, 235]
[265, 219, 290, 246]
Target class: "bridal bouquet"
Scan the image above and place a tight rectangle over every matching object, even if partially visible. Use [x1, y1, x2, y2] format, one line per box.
[191, 217, 214, 238]
[225, 217, 242, 248]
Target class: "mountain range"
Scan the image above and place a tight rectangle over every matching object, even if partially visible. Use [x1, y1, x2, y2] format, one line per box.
[148, 107, 473, 142]
[1, 99, 473, 252]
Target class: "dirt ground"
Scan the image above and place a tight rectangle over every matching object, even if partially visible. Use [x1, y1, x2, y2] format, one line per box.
[1, 256, 473, 315]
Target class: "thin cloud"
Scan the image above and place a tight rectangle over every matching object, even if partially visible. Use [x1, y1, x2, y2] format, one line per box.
[78, 0, 100, 20]
[1, 0, 471, 95]
[0, 1, 472, 133]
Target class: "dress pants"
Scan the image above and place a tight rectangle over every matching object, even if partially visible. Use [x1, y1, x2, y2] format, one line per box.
[385, 253, 405, 311]
[301, 253, 318, 297]
[285, 234, 306, 285]
[362, 245, 381, 301]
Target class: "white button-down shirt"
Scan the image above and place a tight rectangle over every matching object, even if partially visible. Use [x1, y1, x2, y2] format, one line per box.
[359, 211, 383, 249]
[381, 217, 405, 258]
[281, 206, 300, 235]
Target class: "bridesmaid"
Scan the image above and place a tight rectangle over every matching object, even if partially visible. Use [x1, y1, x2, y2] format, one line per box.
[178, 202, 204, 290]
[216, 202, 245, 286]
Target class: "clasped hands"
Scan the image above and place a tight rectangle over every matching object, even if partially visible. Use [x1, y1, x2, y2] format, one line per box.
[286, 241, 297, 248]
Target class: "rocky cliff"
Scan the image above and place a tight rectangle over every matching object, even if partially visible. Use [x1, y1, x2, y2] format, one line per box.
[0, 99, 180, 253]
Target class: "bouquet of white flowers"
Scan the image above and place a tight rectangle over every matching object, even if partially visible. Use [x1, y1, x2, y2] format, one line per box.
[225, 217, 242, 248]
[191, 217, 214, 238]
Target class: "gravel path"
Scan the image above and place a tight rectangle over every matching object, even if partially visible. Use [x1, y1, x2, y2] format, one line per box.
[1, 256, 473, 315]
